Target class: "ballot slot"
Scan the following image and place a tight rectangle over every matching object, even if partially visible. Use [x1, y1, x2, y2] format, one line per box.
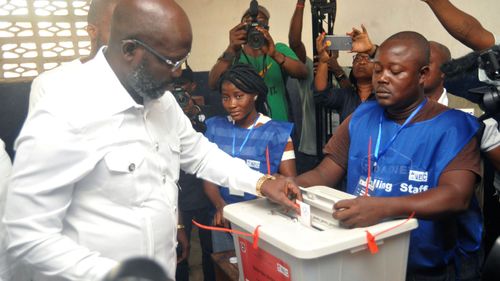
[299, 186, 356, 230]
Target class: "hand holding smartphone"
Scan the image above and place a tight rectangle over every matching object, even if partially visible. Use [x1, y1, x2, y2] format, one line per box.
[324, 35, 353, 51]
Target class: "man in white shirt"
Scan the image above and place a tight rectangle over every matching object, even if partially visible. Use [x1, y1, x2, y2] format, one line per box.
[3, 1, 301, 280]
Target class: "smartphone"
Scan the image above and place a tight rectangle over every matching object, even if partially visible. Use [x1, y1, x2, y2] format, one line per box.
[324, 35, 352, 51]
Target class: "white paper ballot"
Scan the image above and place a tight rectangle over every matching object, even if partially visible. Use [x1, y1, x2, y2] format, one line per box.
[297, 199, 311, 227]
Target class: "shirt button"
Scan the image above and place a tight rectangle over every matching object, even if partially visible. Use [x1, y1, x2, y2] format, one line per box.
[128, 163, 136, 172]
[162, 175, 166, 184]
[155, 142, 159, 152]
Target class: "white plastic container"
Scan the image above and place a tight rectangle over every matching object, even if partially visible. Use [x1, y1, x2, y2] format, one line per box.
[224, 186, 418, 281]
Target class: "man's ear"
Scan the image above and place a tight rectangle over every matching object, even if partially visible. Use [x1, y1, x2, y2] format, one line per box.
[86, 24, 97, 40]
[419, 65, 430, 85]
[121, 41, 138, 60]
[86, 24, 98, 50]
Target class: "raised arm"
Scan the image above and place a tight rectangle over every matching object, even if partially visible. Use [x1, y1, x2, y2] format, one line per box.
[208, 22, 247, 90]
[422, 0, 495, 51]
[288, 0, 307, 63]
[347, 24, 378, 56]
[314, 33, 331, 91]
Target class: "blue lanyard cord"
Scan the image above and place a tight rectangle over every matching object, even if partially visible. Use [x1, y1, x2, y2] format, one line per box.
[232, 114, 260, 157]
[374, 99, 427, 162]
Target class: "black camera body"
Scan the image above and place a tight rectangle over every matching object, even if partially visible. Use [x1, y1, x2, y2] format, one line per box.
[246, 21, 268, 49]
[245, 0, 268, 49]
[171, 87, 190, 108]
[442, 44, 500, 124]
[470, 46, 500, 120]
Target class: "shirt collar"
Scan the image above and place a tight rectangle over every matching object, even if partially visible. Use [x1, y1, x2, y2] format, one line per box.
[85, 46, 143, 116]
[437, 88, 448, 106]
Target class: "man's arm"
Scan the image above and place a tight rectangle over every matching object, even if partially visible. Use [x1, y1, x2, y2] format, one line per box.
[208, 22, 247, 90]
[295, 156, 346, 188]
[296, 115, 349, 187]
[422, 0, 495, 51]
[314, 33, 351, 91]
[288, 0, 307, 63]
[314, 33, 331, 91]
[333, 169, 477, 228]
[348, 24, 378, 56]
[4, 110, 117, 280]
[332, 135, 480, 228]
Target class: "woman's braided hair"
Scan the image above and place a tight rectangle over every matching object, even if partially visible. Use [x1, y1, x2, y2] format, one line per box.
[217, 63, 270, 115]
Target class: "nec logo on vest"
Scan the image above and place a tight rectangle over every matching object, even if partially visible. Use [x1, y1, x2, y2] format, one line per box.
[408, 170, 428, 182]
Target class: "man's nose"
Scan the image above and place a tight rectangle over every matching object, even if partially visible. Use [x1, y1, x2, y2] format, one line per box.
[375, 71, 388, 84]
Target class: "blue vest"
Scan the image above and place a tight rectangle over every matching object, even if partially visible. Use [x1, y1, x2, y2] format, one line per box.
[205, 116, 293, 204]
[347, 101, 481, 270]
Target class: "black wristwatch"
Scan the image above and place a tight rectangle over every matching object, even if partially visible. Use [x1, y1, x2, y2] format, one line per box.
[219, 51, 236, 62]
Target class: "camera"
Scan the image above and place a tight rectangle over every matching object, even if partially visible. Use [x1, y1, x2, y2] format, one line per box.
[245, 0, 268, 49]
[471, 47, 500, 117]
[171, 86, 207, 133]
[172, 87, 190, 108]
[442, 44, 500, 125]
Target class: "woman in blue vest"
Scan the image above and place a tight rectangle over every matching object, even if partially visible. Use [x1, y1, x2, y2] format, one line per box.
[204, 64, 296, 252]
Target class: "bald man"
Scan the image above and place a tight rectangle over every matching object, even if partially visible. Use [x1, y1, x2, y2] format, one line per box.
[297, 31, 482, 280]
[28, 0, 120, 116]
[4, 0, 301, 280]
[83, 0, 121, 62]
[425, 41, 482, 117]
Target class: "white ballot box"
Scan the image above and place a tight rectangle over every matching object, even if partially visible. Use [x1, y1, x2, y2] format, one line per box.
[224, 186, 418, 281]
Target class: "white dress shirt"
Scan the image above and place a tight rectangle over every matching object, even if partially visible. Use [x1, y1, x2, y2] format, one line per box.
[0, 139, 13, 281]
[27, 59, 82, 119]
[4, 48, 262, 281]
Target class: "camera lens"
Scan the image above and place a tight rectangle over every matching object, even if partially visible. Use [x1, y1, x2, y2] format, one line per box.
[247, 28, 265, 49]
[172, 88, 189, 107]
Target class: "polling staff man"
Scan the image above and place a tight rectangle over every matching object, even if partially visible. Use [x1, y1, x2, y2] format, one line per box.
[296, 31, 482, 280]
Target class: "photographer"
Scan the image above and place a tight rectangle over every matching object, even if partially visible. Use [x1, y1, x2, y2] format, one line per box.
[208, 2, 307, 122]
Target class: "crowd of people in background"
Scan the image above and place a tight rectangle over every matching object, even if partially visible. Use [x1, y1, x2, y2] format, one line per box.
[1, 0, 500, 281]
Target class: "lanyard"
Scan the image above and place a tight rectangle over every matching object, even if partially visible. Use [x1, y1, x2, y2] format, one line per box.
[373, 99, 427, 165]
[232, 115, 259, 157]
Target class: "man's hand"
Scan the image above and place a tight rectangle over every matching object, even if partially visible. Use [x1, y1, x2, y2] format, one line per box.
[332, 197, 389, 228]
[228, 22, 247, 53]
[347, 24, 376, 55]
[176, 227, 190, 263]
[260, 177, 302, 213]
[256, 26, 277, 57]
